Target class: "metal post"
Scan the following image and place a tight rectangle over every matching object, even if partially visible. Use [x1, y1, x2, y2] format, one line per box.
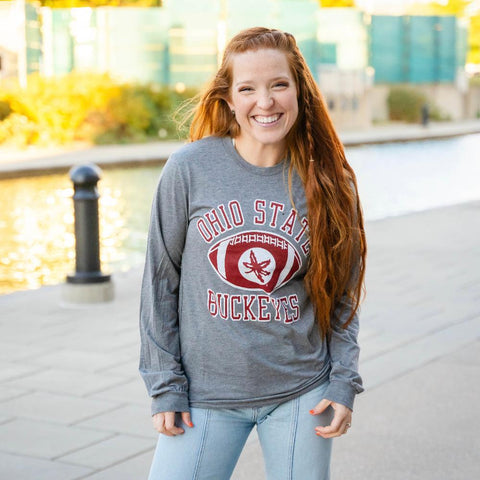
[63, 163, 113, 303]
[421, 103, 430, 127]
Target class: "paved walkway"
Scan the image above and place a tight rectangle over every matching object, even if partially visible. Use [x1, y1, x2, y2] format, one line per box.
[1, 120, 480, 178]
[0, 199, 479, 479]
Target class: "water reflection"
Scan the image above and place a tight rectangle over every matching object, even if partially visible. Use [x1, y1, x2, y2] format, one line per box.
[0, 165, 162, 295]
[1, 176, 74, 294]
[347, 134, 480, 220]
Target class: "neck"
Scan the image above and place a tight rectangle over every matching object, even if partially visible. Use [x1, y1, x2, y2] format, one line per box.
[233, 137, 285, 167]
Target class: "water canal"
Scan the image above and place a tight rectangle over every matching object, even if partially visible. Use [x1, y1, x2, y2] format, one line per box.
[1, 133, 479, 295]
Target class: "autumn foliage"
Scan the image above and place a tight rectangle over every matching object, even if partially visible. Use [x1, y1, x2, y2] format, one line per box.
[0, 73, 196, 147]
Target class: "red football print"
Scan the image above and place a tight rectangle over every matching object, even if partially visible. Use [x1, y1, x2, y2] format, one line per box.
[208, 231, 302, 293]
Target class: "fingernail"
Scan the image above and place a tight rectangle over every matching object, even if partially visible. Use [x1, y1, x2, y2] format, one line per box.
[187, 421, 194, 427]
[309, 409, 315, 415]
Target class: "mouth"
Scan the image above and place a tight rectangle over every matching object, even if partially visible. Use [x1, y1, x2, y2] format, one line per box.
[252, 114, 282, 125]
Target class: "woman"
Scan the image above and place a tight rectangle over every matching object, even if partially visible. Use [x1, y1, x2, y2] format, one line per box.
[140, 27, 366, 479]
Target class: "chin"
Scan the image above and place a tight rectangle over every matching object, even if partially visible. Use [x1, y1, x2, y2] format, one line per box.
[257, 135, 288, 147]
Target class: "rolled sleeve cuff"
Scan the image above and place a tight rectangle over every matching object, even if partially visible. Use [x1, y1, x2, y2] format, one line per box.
[151, 391, 190, 416]
[323, 380, 359, 411]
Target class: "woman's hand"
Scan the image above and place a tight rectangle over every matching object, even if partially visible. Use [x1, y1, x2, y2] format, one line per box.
[152, 411, 194, 436]
[310, 399, 352, 438]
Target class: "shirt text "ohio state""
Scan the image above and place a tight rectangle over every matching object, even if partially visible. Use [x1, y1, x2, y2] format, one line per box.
[196, 199, 309, 254]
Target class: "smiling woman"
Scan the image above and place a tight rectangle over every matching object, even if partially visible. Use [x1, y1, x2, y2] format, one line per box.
[226, 48, 299, 167]
[140, 27, 366, 480]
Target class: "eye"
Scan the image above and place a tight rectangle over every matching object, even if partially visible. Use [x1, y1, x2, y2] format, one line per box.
[238, 86, 253, 93]
[273, 82, 289, 89]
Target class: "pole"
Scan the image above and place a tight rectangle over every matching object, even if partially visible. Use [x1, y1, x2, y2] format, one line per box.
[66, 164, 111, 286]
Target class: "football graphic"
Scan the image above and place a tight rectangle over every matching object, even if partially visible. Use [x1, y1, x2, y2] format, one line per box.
[208, 231, 302, 293]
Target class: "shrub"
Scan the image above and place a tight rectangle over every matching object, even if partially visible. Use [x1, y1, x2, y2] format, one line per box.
[428, 104, 451, 122]
[0, 113, 40, 146]
[79, 84, 159, 144]
[386, 86, 451, 123]
[0, 73, 198, 147]
[387, 86, 427, 123]
[0, 100, 12, 121]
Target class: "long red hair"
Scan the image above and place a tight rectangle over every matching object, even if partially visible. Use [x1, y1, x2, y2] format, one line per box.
[188, 27, 366, 337]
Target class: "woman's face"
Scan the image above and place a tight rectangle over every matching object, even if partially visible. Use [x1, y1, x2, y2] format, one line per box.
[227, 48, 298, 153]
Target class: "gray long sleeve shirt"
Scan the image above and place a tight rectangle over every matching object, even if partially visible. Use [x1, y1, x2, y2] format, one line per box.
[139, 136, 363, 416]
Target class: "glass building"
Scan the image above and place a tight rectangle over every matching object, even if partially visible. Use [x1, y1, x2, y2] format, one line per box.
[370, 15, 467, 84]
[36, 1, 468, 89]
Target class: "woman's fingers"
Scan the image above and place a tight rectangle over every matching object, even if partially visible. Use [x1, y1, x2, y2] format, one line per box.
[164, 411, 185, 435]
[152, 411, 186, 436]
[152, 412, 169, 435]
[181, 411, 194, 428]
[313, 400, 352, 438]
[309, 398, 332, 416]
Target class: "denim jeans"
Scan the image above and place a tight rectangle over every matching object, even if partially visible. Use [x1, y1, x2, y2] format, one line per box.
[148, 381, 334, 480]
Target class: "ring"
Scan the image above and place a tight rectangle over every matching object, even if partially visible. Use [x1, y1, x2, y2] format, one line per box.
[346, 423, 351, 428]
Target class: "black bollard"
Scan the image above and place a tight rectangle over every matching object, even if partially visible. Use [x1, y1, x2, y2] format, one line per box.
[67, 164, 111, 285]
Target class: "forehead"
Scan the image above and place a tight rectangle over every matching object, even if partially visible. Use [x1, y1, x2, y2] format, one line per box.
[230, 48, 293, 81]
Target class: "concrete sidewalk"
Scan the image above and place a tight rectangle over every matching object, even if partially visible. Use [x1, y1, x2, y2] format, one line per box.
[0, 199, 479, 479]
[1, 120, 480, 178]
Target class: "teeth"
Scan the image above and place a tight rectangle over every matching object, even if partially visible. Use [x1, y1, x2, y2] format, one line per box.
[254, 115, 280, 124]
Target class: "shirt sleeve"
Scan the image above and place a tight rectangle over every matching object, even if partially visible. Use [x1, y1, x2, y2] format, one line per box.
[139, 154, 190, 416]
[322, 295, 364, 411]
[323, 184, 364, 411]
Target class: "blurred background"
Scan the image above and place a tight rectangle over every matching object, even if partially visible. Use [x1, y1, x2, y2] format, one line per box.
[1, 3, 479, 479]
[2, 0, 480, 138]
[1, 0, 480, 295]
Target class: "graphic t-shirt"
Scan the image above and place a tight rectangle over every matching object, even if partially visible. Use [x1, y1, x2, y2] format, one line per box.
[139, 136, 363, 415]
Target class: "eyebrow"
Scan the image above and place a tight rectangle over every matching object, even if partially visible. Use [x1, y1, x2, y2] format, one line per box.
[234, 76, 291, 87]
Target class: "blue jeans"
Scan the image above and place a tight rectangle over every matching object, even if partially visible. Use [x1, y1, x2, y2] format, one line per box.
[148, 381, 334, 480]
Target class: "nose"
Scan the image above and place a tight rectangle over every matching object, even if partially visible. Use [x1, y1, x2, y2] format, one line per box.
[256, 90, 274, 109]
